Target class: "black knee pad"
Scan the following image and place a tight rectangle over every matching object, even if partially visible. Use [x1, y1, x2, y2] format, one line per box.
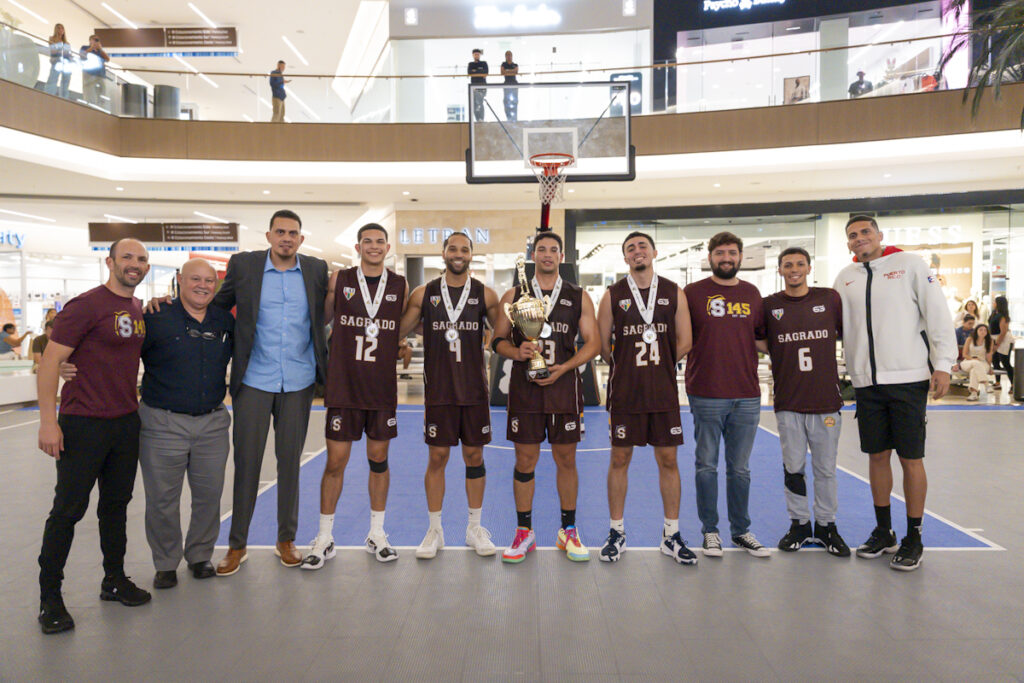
[783, 467, 806, 496]
[465, 464, 486, 479]
[368, 457, 389, 473]
[513, 468, 534, 482]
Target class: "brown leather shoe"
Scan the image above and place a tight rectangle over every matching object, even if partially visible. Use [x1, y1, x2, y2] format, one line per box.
[275, 541, 302, 568]
[215, 548, 247, 577]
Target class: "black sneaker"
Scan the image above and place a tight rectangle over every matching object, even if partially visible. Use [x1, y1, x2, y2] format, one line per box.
[100, 575, 152, 606]
[855, 526, 899, 559]
[599, 528, 626, 563]
[814, 522, 851, 557]
[661, 531, 698, 565]
[777, 520, 813, 552]
[38, 594, 75, 635]
[153, 570, 177, 589]
[890, 535, 924, 572]
[732, 532, 771, 558]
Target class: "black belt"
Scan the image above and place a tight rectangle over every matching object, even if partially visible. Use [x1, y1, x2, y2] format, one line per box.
[169, 405, 223, 417]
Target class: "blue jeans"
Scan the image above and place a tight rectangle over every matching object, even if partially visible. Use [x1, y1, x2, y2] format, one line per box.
[688, 395, 761, 538]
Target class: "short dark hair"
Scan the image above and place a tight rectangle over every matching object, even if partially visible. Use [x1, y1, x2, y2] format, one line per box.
[778, 246, 811, 266]
[108, 238, 143, 259]
[2, 323, 14, 333]
[963, 314, 976, 323]
[621, 231, 655, 253]
[443, 231, 473, 250]
[845, 215, 879, 232]
[533, 230, 563, 252]
[44, 320, 54, 330]
[708, 231, 743, 253]
[277, 60, 285, 65]
[269, 209, 302, 229]
[472, 48, 482, 54]
[357, 223, 388, 242]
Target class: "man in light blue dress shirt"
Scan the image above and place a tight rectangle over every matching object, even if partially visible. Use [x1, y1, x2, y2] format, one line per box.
[210, 210, 329, 576]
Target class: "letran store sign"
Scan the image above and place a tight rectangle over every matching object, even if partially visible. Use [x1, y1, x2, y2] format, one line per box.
[704, 0, 786, 11]
[399, 227, 490, 246]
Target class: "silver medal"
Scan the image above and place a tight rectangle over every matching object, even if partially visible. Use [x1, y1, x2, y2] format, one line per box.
[540, 322, 553, 338]
[444, 327, 459, 343]
[365, 321, 379, 338]
[642, 326, 657, 344]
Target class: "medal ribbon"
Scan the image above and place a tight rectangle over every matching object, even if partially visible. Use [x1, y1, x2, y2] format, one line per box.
[626, 273, 659, 327]
[440, 277, 472, 325]
[530, 275, 562, 318]
[357, 267, 388, 321]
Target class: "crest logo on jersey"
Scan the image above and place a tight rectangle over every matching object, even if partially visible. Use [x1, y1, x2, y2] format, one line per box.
[812, 305, 826, 313]
[560, 299, 572, 307]
[772, 308, 784, 320]
[657, 298, 669, 305]
[468, 298, 479, 305]
[510, 417, 519, 433]
[927, 275, 937, 283]
[343, 287, 356, 300]
[824, 416, 836, 427]
[670, 426, 682, 435]
[113, 311, 136, 338]
[618, 300, 631, 312]
[387, 417, 397, 427]
[385, 294, 398, 302]
[707, 295, 750, 318]
[565, 421, 577, 431]
[429, 295, 441, 307]
[615, 425, 627, 440]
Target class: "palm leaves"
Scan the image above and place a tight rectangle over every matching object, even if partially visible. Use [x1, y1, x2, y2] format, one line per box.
[939, 0, 1024, 126]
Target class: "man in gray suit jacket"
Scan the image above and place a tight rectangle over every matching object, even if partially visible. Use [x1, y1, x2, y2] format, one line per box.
[214, 209, 328, 576]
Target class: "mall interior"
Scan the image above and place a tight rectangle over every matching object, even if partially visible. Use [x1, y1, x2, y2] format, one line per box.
[1, 0, 1022, 680]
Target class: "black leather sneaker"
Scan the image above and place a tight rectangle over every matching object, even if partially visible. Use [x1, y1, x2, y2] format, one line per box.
[153, 570, 177, 589]
[890, 535, 924, 572]
[814, 522, 851, 557]
[778, 520, 813, 551]
[855, 526, 899, 559]
[38, 594, 75, 635]
[100, 575, 152, 606]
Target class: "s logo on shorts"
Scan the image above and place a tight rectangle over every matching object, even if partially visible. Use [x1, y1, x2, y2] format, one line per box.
[615, 425, 627, 440]
[511, 417, 519, 433]
[426, 424, 438, 438]
[330, 416, 342, 432]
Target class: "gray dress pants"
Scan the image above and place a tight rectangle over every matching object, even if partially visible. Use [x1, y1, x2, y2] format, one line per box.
[228, 383, 315, 548]
[139, 401, 232, 571]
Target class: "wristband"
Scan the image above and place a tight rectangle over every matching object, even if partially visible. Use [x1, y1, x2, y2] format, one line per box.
[490, 336, 507, 353]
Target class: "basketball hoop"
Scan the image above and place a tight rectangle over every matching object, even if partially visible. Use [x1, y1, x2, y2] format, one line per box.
[529, 152, 574, 231]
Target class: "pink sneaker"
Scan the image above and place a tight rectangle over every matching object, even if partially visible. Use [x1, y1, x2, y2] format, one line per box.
[501, 526, 536, 564]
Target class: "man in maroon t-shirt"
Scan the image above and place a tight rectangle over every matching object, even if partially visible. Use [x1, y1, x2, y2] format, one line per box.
[759, 247, 850, 557]
[683, 231, 769, 558]
[36, 238, 152, 635]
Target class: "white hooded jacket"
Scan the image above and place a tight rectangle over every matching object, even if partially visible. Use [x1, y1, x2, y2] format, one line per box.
[833, 247, 957, 389]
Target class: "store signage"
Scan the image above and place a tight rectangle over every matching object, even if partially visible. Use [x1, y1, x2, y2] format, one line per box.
[398, 227, 491, 246]
[473, 4, 561, 30]
[885, 224, 964, 246]
[703, 0, 786, 12]
[88, 222, 239, 244]
[165, 28, 237, 48]
[0, 231, 25, 249]
[94, 27, 238, 53]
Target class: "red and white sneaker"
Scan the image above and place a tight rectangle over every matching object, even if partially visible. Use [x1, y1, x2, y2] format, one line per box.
[501, 526, 536, 564]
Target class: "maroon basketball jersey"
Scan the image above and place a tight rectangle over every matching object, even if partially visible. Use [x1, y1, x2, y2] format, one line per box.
[762, 287, 843, 413]
[421, 276, 489, 406]
[508, 280, 584, 414]
[607, 275, 680, 414]
[325, 267, 406, 410]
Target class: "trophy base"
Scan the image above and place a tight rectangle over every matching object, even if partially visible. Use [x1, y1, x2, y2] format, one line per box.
[527, 366, 550, 381]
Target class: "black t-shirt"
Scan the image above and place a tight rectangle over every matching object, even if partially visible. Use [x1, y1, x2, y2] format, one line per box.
[468, 60, 488, 84]
[501, 61, 518, 84]
[848, 79, 873, 97]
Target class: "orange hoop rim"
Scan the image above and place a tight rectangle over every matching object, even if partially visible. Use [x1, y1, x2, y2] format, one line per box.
[529, 152, 575, 176]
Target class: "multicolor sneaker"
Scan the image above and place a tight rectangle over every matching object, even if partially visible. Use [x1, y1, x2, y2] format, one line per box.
[465, 525, 497, 557]
[661, 531, 698, 565]
[501, 527, 536, 564]
[556, 526, 590, 562]
[599, 528, 626, 563]
[301, 534, 336, 570]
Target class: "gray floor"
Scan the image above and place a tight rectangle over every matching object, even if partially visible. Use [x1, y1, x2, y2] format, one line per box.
[1, 406, 1022, 682]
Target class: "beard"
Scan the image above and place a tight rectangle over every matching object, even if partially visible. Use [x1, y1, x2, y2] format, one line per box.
[632, 262, 648, 271]
[113, 264, 143, 288]
[711, 262, 738, 279]
[445, 259, 469, 275]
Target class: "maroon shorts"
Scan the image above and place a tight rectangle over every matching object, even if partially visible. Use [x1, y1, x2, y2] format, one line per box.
[424, 404, 492, 447]
[325, 407, 397, 442]
[609, 411, 683, 447]
[507, 411, 582, 445]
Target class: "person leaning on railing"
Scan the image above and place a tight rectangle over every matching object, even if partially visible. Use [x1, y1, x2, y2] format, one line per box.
[45, 23, 72, 99]
[79, 35, 110, 108]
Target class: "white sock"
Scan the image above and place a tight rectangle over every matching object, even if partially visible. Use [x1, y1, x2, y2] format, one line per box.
[611, 518, 625, 533]
[467, 507, 482, 528]
[370, 509, 385, 534]
[664, 518, 679, 537]
[428, 510, 442, 530]
[318, 513, 335, 538]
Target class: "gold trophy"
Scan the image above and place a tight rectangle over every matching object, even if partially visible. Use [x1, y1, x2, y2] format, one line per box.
[503, 256, 551, 380]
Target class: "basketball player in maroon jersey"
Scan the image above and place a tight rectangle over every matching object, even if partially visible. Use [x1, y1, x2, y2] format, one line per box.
[491, 231, 601, 563]
[758, 247, 850, 556]
[398, 232, 500, 559]
[597, 231, 697, 564]
[303, 223, 408, 567]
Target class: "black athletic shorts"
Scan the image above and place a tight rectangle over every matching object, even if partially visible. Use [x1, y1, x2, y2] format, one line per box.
[854, 381, 929, 459]
[609, 411, 684, 447]
[506, 411, 581, 444]
[326, 407, 397, 442]
[424, 404, 492, 447]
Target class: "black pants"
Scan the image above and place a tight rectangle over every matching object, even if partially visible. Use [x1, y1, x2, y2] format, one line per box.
[473, 88, 486, 122]
[993, 351, 1014, 388]
[38, 412, 141, 597]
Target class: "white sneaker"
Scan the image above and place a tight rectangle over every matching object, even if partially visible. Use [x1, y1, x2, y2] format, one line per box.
[465, 525, 497, 556]
[300, 534, 335, 570]
[365, 531, 399, 562]
[415, 527, 445, 559]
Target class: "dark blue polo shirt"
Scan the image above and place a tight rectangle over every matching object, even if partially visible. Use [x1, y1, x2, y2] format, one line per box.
[141, 299, 233, 415]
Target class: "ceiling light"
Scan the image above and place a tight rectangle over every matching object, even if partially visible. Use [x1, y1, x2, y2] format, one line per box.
[332, 261, 346, 267]
[568, 189, 575, 193]
[786, 26, 801, 31]
[101, 2, 138, 29]
[173, 55, 218, 89]
[194, 210, 230, 223]
[303, 245, 323, 252]
[262, 189, 270, 195]
[187, 2, 217, 29]
[258, 97, 272, 109]
[402, 191, 410, 195]
[0, 208, 56, 222]
[284, 86, 320, 120]
[103, 213, 138, 223]
[8, 0, 48, 24]
[404, 8, 418, 25]
[301, 230, 313, 236]
[239, 224, 250, 231]
[282, 35, 309, 66]
[883, 173, 893, 178]
[713, 183, 721, 187]
[115, 186, 125, 191]
[622, 0, 636, 17]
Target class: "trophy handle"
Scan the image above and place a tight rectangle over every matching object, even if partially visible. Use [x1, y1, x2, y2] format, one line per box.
[503, 302, 515, 322]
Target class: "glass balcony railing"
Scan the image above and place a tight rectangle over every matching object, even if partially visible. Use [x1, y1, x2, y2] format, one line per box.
[0, 19, 992, 125]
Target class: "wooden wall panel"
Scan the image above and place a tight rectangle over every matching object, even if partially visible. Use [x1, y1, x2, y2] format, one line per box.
[0, 80, 119, 154]
[118, 118, 190, 158]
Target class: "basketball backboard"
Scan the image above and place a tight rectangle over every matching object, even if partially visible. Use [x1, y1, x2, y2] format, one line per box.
[466, 81, 635, 184]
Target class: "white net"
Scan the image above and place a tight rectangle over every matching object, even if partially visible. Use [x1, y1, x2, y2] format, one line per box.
[529, 154, 574, 205]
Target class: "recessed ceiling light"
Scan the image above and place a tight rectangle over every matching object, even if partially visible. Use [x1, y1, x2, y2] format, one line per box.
[568, 189, 575, 193]
[239, 224, 250, 231]
[786, 26, 801, 31]
[101, 2, 138, 29]
[115, 186, 125, 192]
[262, 190, 271, 195]
[0, 208, 56, 222]
[187, 2, 217, 28]
[303, 245, 323, 252]
[713, 183, 721, 187]
[883, 173, 892, 178]
[282, 36, 309, 66]
[194, 210, 230, 223]
[8, 0, 48, 24]
[404, 8, 419, 25]
[402, 191, 410, 196]
[103, 213, 137, 224]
